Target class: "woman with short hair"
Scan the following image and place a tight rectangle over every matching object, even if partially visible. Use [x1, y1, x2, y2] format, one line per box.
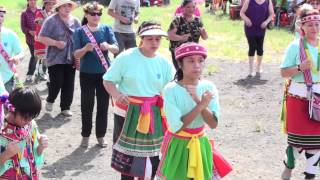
[73, 1, 118, 148]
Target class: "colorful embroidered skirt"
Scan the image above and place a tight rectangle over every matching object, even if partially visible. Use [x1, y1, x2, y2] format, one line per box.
[156, 132, 214, 180]
[0, 168, 31, 180]
[111, 103, 165, 177]
[286, 95, 320, 149]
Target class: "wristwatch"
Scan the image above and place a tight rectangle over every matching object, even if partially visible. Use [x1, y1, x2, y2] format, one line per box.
[297, 65, 302, 72]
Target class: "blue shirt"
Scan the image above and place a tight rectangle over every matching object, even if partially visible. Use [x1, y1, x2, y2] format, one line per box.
[0, 28, 23, 83]
[73, 24, 118, 74]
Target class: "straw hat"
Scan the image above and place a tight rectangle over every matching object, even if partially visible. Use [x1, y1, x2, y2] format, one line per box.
[53, 0, 77, 11]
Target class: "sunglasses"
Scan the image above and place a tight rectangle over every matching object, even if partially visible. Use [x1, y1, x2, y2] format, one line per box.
[88, 12, 102, 17]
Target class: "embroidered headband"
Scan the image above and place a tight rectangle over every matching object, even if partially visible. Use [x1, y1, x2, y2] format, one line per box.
[301, 14, 320, 24]
[138, 25, 167, 37]
[175, 42, 207, 61]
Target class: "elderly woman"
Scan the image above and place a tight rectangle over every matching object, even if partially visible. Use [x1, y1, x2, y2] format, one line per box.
[103, 21, 175, 180]
[0, 7, 24, 93]
[73, 2, 118, 148]
[168, 0, 208, 70]
[280, 9, 320, 180]
[38, 0, 80, 117]
[34, 0, 56, 81]
[21, 0, 40, 83]
[240, 0, 274, 78]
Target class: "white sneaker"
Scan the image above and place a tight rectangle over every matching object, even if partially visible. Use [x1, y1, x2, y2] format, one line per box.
[45, 102, 53, 112]
[61, 110, 73, 117]
[25, 75, 33, 83]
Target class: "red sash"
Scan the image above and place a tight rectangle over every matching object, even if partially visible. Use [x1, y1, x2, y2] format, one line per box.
[82, 25, 109, 70]
[0, 43, 16, 73]
[1, 123, 38, 180]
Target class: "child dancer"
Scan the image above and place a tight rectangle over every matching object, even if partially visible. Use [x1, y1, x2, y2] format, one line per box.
[0, 87, 48, 179]
[157, 42, 232, 180]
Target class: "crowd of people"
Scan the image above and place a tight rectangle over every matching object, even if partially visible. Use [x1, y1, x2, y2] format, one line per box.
[0, 0, 319, 179]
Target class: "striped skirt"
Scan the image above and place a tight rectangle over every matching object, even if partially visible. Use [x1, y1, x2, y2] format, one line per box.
[111, 103, 166, 177]
[286, 95, 320, 149]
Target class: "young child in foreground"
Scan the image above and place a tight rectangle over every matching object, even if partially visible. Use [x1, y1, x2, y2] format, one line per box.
[0, 87, 48, 179]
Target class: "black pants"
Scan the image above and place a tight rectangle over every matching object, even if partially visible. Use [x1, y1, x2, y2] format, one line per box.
[114, 32, 137, 57]
[47, 64, 75, 111]
[246, 35, 265, 56]
[113, 114, 125, 144]
[80, 72, 109, 138]
[27, 43, 37, 76]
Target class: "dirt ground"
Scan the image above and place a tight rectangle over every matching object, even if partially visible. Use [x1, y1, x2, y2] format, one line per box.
[17, 56, 311, 180]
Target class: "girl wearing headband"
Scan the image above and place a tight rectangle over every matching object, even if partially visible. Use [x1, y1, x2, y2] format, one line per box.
[156, 42, 232, 179]
[280, 9, 320, 180]
[103, 21, 174, 180]
[0, 87, 48, 179]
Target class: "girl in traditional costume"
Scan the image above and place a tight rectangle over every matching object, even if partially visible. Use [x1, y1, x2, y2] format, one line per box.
[103, 21, 175, 180]
[0, 87, 48, 179]
[156, 42, 232, 180]
[281, 8, 320, 180]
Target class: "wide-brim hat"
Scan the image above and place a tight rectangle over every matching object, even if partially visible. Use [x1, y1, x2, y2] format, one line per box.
[175, 42, 207, 61]
[53, 0, 77, 11]
[138, 25, 167, 37]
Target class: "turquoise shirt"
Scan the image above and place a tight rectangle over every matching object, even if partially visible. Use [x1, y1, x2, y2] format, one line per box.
[103, 48, 175, 97]
[0, 28, 23, 83]
[0, 121, 44, 176]
[280, 39, 320, 83]
[163, 80, 220, 133]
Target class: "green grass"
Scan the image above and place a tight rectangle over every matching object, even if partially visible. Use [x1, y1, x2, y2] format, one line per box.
[2, 0, 293, 62]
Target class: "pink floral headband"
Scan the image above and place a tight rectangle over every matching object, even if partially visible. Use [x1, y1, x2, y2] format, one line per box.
[0, 94, 14, 132]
